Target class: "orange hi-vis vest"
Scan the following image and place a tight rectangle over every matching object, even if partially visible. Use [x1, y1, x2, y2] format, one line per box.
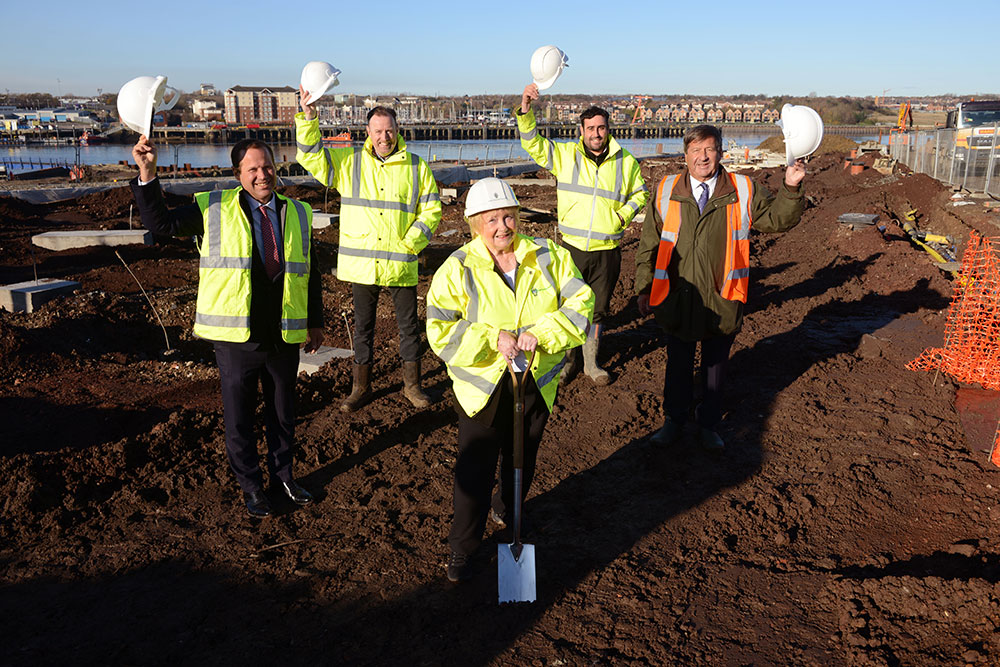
[650, 172, 754, 306]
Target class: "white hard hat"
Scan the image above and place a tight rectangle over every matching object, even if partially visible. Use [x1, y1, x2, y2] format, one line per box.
[117, 75, 180, 136]
[530, 45, 569, 91]
[465, 178, 520, 218]
[300, 61, 341, 105]
[776, 104, 824, 166]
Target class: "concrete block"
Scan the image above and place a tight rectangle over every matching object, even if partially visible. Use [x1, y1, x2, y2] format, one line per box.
[312, 212, 338, 229]
[32, 230, 152, 251]
[298, 345, 353, 375]
[0, 278, 80, 313]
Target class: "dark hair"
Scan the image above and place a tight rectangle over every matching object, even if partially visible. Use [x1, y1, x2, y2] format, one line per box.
[579, 106, 609, 126]
[230, 139, 275, 172]
[683, 124, 723, 152]
[367, 106, 398, 124]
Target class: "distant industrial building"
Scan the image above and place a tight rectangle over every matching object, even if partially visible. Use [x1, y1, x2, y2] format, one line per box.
[224, 86, 298, 125]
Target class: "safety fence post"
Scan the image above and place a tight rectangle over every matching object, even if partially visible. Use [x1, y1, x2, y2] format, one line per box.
[933, 131, 940, 180]
[984, 121, 999, 196]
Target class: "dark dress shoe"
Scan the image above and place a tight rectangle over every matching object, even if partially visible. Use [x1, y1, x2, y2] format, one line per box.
[244, 489, 272, 518]
[281, 480, 313, 505]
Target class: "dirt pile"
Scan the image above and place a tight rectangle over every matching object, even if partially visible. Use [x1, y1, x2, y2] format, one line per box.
[758, 133, 859, 156]
[1, 154, 1000, 665]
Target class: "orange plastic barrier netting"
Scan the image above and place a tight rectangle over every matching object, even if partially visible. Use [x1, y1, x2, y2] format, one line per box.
[908, 232, 1000, 463]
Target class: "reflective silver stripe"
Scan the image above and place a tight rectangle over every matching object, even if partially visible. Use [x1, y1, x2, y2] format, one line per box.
[282, 318, 308, 331]
[418, 192, 440, 204]
[571, 152, 582, 185]
[545, 141, 553, 170]
[515, 325, 532, 336]
[624, 200, 640, 214]
[413, 220, 433, 242]
[560, 224, 624, 241]
[559, 305, 590, 333]
[626, 186, 647, 200]
[733, 174, 752, 233]
[449, 363, 497, 394]
[656, 175, 679, 221]
[557, 181, 626, 202]
[653, 268, 669, 281]
[462, 264, 479, 323]
[437, 319, 471, 363]
[659, 230, 677, 243]
[341, 197, 411, 213]
[450, 249, 468, 263]
[289, 198, 311, 260]
[200, 256, 252, 269]
[536, 355, 565, 389]
[520, 126, 537, 141]
[351, 147, 362, 198]
[614, 154, 623, 196]
[285, 261, 309, 274]
[297, 140, 322, 154]
[408, 153, 420, 212]
[338, 246, 417, 263]
[732, 229, 750, 241]
[195, 312, 251, 328]
[726, 267, 750, 280]
[205, 190, 224, 257]
[531, 239, 558, 294]
[324, 147, 334, 189]
[427, 306, 462, 321]
[560, 276, 587, 300]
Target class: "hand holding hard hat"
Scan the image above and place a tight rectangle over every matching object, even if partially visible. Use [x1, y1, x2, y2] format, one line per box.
[117, 75, 180, 137]
[300, 61, 341, 106]
[530, 45, 568, 91]
[776, 104, 824, 166]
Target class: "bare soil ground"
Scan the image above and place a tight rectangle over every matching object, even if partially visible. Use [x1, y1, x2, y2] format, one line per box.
[2, 154, 1000, 665]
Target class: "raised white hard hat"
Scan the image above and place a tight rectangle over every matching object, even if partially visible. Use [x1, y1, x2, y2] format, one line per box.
[777, 104, 824, 166]
[530, 45, 569, 91]
[117, 75, 179, 137]
[300, 61, 341, 105]
[465, 178, 520, 218]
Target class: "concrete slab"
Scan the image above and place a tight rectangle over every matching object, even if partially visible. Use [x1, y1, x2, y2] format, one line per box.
[0, 278, 80, 313]
[32, 230, 152, 251]
[299, 345, 353, 375]
[312, 212, 338, 229]
[503, 178, 556, 187]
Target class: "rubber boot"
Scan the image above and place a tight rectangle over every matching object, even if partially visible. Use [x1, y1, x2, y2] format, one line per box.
[402, 360, 431, 408]
[582, 324, 611, 386]
[340, 363, 372, 413]
[560, 347, 581, 382]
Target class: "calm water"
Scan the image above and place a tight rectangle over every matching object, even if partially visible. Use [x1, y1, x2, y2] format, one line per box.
[1, 132, 887, 173]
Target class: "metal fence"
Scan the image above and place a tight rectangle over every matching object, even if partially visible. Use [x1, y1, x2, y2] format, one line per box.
[888, 124, 1000, 198]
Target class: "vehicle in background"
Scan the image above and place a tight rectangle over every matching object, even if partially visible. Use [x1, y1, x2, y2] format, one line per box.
[945, 100, 1000, 179]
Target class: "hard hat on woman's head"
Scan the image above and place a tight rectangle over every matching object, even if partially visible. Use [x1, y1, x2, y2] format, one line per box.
[300, 61, 341, 105]
[530, 46, 569, 91]
[777, 104, 824, 166]
[117, 75, 180, 136]
[464, 178, 520, 218]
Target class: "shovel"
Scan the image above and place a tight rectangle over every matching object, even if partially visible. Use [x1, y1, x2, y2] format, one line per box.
[498, 350, 537, 604]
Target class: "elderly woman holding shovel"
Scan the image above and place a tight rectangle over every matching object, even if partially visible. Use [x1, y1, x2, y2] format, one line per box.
[426, 177, 594, 584]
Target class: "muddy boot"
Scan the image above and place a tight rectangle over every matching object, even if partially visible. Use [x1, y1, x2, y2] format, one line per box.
[402, 360, 431, 408]
[340, 363, 372, 413]
[583, 324, 611, 386]
[560, 347, 581, 382]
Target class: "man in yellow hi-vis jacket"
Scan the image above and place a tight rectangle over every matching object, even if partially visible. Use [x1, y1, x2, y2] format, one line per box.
[296, 91, 441, 412]
[517, 83, 648, 386]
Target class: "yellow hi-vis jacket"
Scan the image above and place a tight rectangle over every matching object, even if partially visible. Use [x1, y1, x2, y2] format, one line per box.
[295, 113, 441, 287]
[516, 108, 648, 252]
[426, 234, 595, 418]
[192, 188, 313, 343]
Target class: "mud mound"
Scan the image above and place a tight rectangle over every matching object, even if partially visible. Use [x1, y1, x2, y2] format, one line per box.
[757, 133, 858, 155]
[0, 194, 47, 221]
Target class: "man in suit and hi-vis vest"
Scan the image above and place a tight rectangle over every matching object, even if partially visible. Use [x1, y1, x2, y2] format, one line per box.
[635, 124, 806, 451]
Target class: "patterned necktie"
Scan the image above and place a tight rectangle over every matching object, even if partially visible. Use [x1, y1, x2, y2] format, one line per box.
[258, 204, 281, 280]
[697, 182, 709, 213]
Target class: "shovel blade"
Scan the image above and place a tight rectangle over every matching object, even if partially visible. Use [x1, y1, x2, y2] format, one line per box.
[497, 542, 536, 604]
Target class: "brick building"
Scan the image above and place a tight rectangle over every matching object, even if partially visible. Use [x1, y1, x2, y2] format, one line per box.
[224, 86, 298, 125]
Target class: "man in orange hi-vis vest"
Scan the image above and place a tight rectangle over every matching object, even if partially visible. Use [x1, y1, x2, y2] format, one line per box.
[635, 124, 806, 451]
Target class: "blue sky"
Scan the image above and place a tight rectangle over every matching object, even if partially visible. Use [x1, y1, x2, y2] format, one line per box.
[3, 0, 996, 98]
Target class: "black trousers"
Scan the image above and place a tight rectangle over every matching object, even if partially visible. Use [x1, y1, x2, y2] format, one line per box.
[351, 283, 421, 365]
[214, 341, 300, 492]
[663, 332, 735, 429]
[449, 375, 550, 556]
[565, 245, 621, 324]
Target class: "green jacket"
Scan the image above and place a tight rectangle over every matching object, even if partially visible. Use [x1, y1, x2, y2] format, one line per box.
[635, 166, 804, 340]
[295, 113, 441, 286]
[516, 108, 648, 252]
